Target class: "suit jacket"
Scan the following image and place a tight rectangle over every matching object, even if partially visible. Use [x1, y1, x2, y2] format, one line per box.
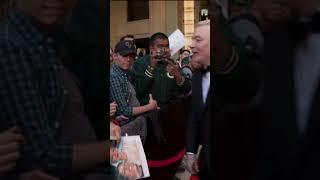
[186, 71, 212, 179]
[253, 22, 320, 180]
[63, 0, 108, 140]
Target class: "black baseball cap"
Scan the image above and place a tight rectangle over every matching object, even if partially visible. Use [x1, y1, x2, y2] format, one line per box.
[114, 40, 136, 56]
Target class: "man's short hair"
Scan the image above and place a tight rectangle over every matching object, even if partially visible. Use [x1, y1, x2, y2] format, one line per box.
[196, 19, 210, 27]
[196, 19, 210, 28]
[120, 34, 135, 41]
[149, 32, 168, 46]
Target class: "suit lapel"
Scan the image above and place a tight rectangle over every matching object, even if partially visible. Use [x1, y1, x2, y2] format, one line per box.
[305, 81, 320, 141]
[204, 80, 211, 107]
[193, 72, 205, 111]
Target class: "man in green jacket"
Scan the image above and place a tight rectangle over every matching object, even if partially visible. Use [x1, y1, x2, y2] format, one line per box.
[131, 32, 191, 143]
[132, 32, 191, 107]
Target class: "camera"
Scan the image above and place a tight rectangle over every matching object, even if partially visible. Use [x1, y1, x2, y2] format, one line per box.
[154, 47, 168, 63]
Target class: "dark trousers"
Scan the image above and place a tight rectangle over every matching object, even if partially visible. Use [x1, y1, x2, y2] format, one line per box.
[121, 116, 147, 144]
[142, 109, 165, 144]
[199, 145, 211, 180]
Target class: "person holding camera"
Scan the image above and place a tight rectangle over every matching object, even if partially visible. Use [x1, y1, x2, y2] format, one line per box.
[132, 32, 191, 108]
[131, 32, 191, 143]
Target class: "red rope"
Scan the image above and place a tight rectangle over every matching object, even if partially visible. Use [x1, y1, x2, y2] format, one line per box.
[147, 148, 186, 168]
[190, 175, 199, 180]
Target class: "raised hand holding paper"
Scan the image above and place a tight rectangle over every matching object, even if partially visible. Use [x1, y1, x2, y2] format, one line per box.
[168, 29, 187, 56]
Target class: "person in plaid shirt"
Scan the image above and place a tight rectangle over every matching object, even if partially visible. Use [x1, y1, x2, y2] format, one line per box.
[0, 1, 111, 179]
[110, 40, 159, 144]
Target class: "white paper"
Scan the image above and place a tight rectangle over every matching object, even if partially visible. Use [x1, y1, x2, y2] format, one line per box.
[168, 29, 187, 56]
[111, 135, 150, 179]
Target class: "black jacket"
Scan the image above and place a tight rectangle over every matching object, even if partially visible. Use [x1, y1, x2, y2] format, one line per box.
[254, 21, 320, 180]
[186, 71, 212, 179]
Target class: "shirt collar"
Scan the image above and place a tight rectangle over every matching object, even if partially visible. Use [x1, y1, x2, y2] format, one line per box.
[200, 65, 211, 74]
[112, 65, 129, 77]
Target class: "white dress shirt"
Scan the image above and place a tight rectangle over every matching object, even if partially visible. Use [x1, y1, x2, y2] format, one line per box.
[295, 33, 320, 134]
[202, 72, 210, 104]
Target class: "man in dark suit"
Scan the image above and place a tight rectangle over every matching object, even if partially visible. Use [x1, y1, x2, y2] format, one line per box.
[253, 0, 320, 179]
[181, 19, 211, 179]
[212, 0, 320, 179]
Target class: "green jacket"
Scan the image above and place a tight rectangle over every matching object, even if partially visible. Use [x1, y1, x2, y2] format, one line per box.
[181, 56, 190, 67]
[132, 55, 191, 106]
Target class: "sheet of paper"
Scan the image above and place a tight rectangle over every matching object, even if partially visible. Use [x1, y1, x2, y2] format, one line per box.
[168, 29, 187, 56]
[111, 135, 150, 179]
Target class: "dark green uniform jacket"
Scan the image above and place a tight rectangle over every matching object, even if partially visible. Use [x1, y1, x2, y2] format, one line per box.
[132, 55, 191, 107]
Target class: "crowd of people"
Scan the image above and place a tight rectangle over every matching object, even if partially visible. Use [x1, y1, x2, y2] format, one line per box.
[109, 22, 210, 179]
[0, 0, 209, 179]
[1, 0, 320, 179]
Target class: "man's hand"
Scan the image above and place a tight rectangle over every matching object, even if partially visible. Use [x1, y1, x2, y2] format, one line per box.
[147, 94, 160, 111]
[110, 102, 117, 118]
[0, 127, 24, 176]
[115, 115, 129, 122]
[110, 122, 121, 142]
[166, 63, 182, 82]
[19, 170, 59, 180]
[180, 153, 199, 175]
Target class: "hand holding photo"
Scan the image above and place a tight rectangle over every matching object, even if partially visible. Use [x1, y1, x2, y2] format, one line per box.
[111, 135, 150, 179]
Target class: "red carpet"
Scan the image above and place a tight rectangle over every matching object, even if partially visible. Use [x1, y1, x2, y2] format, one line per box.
[144, 97, 191, 179]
